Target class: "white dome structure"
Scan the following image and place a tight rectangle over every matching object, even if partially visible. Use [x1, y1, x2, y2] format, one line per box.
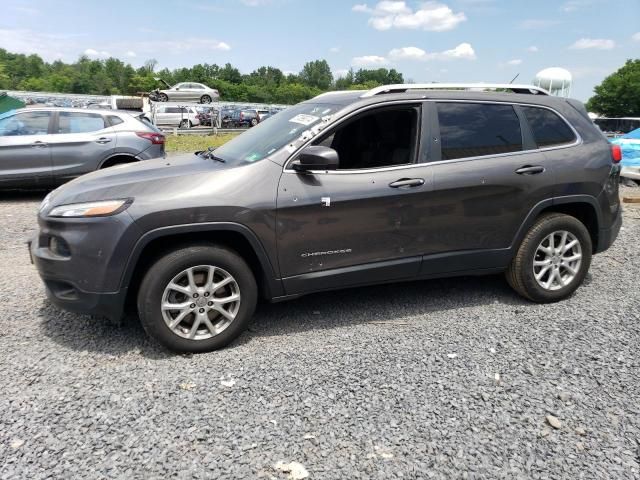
[533, 67, 573, 97]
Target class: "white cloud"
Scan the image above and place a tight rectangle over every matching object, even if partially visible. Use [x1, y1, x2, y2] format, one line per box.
[329, 47, 341, 53]
[126, 50, 137, 58]
[351, 55, 389, 67]
[352, 3, 372, 12]
[569, 38, 615, 50]
[527, 45, 539, 52]
[388, 43, 476, 61]
[519, 19, 561, 29]
[0, 28, 84, 61]
[241, 0, 270, 5]
[84, 48, 111, 58]
[632, 32, 640, 42]
[354, 1, 466, 31]
[506, 59, 522, 65]
[561, 0, 593, 12]
[388, 46, 428, 60]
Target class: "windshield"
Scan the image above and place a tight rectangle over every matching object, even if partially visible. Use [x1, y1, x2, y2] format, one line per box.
[213, 102, 341, 164]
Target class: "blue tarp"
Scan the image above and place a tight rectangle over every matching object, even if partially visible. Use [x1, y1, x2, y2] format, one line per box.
[610, 128, 640, 167]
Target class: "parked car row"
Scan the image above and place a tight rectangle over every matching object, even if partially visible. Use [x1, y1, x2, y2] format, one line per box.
[0, 107, 165, 188]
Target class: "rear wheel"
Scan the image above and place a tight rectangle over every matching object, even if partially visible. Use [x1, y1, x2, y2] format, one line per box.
[250, 118, 258, 127]
[200, 95, 212, 104]
[179, 119, 192, 129]
[506, 213, 592, 303]
[137, 245, 257, 353]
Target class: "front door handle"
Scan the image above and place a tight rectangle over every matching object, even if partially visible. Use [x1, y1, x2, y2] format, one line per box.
[96, 137, 112, 144]
[515, 165, 545, 175]
[389, 178, 425, 188]
[31, 141, 48, 148]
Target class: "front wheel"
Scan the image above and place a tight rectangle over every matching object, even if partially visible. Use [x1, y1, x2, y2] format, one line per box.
[137, 245, 258, 353]
[200, 95, 212, 104]
[506, 213, 592, 303]
[158, 93, 168, 102]
[250, 118, 258, 127]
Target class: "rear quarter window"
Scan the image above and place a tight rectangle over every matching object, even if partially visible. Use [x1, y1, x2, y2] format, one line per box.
[437, 102, 523, 160]
[522, 106, 576, 148]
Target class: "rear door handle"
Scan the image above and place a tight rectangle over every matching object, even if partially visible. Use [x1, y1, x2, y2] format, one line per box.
[96, 137, 112, 144]
[515, 165, 545, 175]
[389, 178, 425, 188]
[31, 141, 48, 148]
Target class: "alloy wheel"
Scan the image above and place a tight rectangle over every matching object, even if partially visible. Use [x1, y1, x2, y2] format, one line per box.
[161, 265, 241, 340]
[533, 230, 582, 291]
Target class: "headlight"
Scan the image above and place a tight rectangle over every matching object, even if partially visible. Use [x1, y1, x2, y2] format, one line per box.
[48, 199, 132, 218]
[39, 192, 52, 212]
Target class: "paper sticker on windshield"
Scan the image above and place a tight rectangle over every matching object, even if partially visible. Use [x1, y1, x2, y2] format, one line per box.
[289, 114, 319, 126]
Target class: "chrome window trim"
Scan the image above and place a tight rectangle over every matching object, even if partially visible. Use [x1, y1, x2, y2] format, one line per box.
[282, 99, 582, 175]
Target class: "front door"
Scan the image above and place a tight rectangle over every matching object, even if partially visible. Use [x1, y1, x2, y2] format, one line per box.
[276, 104, 431, 294]
[0, 110, 53, 188]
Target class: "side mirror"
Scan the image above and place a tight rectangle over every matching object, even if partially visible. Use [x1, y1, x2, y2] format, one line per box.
[292, 146, 339, 172]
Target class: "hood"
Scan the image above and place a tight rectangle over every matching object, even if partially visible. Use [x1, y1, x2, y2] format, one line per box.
[46, 153, 228, 208]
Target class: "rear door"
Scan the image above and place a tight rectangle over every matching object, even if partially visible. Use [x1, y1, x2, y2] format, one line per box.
[0, 111, 53, 188]
[419, 101, 556, 274]
[48, 111, 116, 183]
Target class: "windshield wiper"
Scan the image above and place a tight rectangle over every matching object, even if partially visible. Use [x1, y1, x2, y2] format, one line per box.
[197, 147, 226, 163]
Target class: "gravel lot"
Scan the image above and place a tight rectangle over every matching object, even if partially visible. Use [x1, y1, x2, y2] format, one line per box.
[0, 188, 639, 479]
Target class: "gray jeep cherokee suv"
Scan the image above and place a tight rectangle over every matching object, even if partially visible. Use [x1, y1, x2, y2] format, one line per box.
[31, 83, 622, 353]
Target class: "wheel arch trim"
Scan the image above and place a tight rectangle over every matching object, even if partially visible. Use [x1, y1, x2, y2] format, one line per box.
[511, 195, 601, 251]
[120, 222, 283, 298]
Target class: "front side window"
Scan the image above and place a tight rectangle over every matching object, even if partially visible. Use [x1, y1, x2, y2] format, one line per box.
[437, 103, 523, 160]
[57, 112, 106, 134]
[522, 106, 576, 148]
[314, 106, 419, 169]
[0, 111, 50, 136]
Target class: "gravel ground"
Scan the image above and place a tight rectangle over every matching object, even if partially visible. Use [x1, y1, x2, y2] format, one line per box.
[0, 188, 639, 479]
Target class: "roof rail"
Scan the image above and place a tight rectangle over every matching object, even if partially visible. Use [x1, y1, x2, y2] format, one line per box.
[360, 83, 550, 98]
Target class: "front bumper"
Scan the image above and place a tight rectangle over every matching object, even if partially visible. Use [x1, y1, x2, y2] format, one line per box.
[30, 211, 141, 321]
[621, 166, 640, 181]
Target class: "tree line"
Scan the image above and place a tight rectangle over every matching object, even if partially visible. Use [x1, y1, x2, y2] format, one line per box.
[0, 49, 404, 104]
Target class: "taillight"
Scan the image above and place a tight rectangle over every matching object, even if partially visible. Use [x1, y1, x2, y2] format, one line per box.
[239, 112, 244, 120]
[136, 132, 165, 145]
[611, 144, 622, 163]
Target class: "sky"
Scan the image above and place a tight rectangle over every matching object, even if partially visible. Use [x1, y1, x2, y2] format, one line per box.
[2, 0, 639, 101]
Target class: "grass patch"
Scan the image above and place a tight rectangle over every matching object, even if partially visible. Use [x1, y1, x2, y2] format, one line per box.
[165, 133, 239, 153]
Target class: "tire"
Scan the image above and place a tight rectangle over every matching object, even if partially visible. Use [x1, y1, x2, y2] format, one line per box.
[137, 245, 258, 353]
[179, 119, 192, 129]
[506, 213, 592, 303]
[200, 95, 212, 104]
[250, 118, 258, 127]
[158, 93, 168, 102]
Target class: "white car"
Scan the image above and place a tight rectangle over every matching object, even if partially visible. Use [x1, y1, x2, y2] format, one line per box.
[152, 105, 201, 129]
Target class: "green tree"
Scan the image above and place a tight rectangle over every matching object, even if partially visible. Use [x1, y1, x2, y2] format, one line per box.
[219, 63, 242, 84]
[586, 59, 640, 116]
[354, 68, 403, 86]
[299, 60, 332, 90]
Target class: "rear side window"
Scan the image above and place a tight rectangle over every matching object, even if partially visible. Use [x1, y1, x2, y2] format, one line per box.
[107, 115, 124, 126]
[522, 106, 576, 148]
[437, 103, 523, 160]
[57, 112, 106, 134]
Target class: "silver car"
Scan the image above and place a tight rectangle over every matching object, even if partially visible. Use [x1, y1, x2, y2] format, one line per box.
[0, 107, 165, 188]
[156, 82, 219, 104]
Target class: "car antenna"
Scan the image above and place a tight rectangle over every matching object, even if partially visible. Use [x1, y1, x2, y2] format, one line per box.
[509, 73, 520, 84]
